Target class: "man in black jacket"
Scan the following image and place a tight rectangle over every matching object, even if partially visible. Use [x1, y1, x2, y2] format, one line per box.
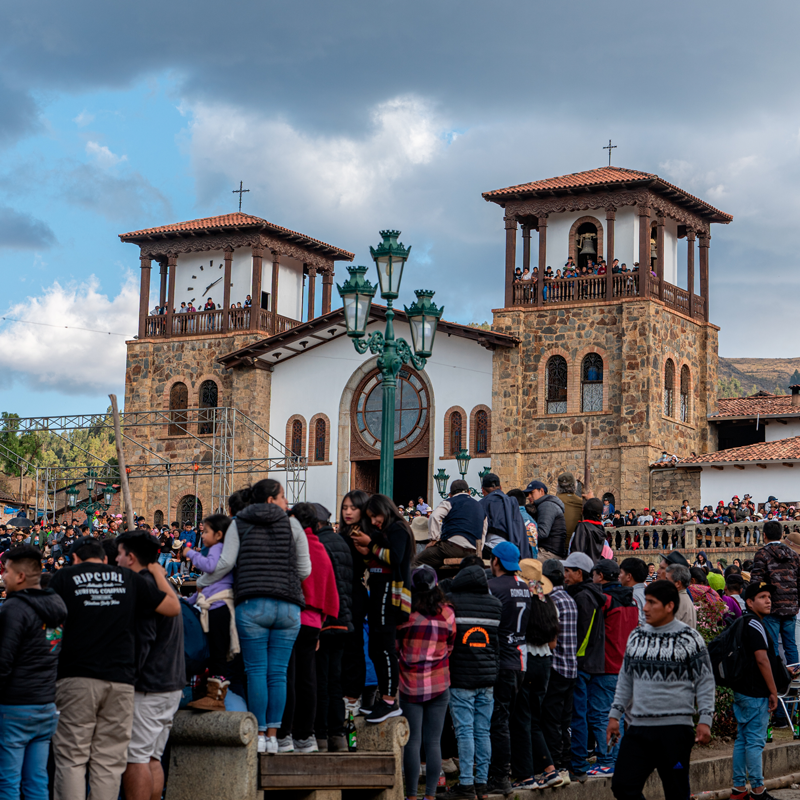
[444, 557, 503, 800]
[0, 544, 67, 799]
[311, 503, 354, 752]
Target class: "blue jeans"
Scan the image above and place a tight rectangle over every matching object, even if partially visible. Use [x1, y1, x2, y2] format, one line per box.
[158, 553, 170, 567]
[571, 672, 621, 773]
[235, 597, 301, 730]
[450, 686, 494, 785]
[762, 614, 798, 665]
[0, 703, 58, 800]
[732, 693, 770, 789]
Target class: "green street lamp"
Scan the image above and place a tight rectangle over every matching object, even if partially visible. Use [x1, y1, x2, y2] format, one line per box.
[65, 485, 79, 509]
[338, 230, 443, 498]
[103, 485, 117, 507]
[86, 468, 96, 493]
[456, 449, 472, 480]
[478, 465, 492, 483]
[434, 468, 450, 499]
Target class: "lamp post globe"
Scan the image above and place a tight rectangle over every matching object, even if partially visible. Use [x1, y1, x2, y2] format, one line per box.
[370, 230, 410, 300]
[65, 485, 79, 509]
[434, 468, 450, 499]
[103, 485, 116, 507]
[86, 469, 96, 493]
[404, 290, 444, 359]
[337, 265, 376, 338]
[478, 465, 492, 483]
[456, 449, 472, 480]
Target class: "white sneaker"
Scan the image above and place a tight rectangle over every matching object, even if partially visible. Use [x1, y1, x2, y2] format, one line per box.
[265, 736, 278, 755]
[344, 697, 360, 716]
[258, 733, 267, 754]
[559, 769, 571, 786]
[293, 736, 319, 753]
[441, 758, 458, 774]
[277, 736, 294, 753]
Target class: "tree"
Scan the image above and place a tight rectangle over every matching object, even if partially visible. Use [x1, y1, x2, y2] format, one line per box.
[717, 377, 743, 398]
[0, 413, 40, 476]
[790, 369, 800, 387]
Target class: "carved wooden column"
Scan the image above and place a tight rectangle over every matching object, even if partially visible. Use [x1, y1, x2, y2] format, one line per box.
[638, 206, 651, 298]
[271, 252, 280, 331]
[537, 215, 547, 307]
[504, 215, 517, 307]
[687, 229, 696, 319]
[250, 245, 263, 331]
[138, 256, 151, 339]
[699, 232, 710, 322]
[321, 270, 333, 315]
[605, 208, 615, 300]
[656, 214, 666, 300]
[307, 265, 317, 321]
[222, 248, 233, 333]
[522, 224, 531, 275]
[165, 254, 177, 338]
[159, 261, 168, 309]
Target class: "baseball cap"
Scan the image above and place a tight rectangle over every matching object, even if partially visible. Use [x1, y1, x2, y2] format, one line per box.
[592, 558, 620, 580]
[542, 559, 564, 580]
[744, 581, 776, 603]
[492, 541, 521, 572]
[561, 552, 594, 574]
[524, 480, 548, 494]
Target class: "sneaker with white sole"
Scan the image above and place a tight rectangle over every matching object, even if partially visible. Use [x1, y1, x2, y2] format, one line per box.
[265, 736, 278, 754]
[258, 733, 268, 754]
[277, 736, 294, 753]
[558, 769, 571, 786]
[293, 736, 319, 753]
[441, 757, 459, 774]
[366, 698, 402, 724]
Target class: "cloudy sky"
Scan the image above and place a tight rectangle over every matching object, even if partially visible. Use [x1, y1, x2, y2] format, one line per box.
[0, 0, 797, 415]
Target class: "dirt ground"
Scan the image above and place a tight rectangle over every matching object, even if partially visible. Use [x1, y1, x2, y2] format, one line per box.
[691, 726, 797, 761]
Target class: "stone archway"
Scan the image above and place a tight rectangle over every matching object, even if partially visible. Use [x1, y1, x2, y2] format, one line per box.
[568, 215, 604, 267]
[335, 356, 436, 515]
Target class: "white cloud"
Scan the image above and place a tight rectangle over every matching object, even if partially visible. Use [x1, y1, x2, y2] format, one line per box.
[73, 110, 94, 127]
[86, 140, 127, 168]
[186, 94, 446, 211]
[0, 275, 138, 395]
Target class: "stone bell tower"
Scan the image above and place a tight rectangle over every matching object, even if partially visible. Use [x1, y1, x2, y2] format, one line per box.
[483, 166, 732, 509]
[119, 212, 353, 521]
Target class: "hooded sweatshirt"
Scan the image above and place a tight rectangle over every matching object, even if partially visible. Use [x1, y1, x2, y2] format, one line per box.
[750, 541, 800, 616]
[479, 490, 532, 559]
[570, 518, 606, 563]
[533, 494, 567, 558]
[0, 588, 68, 704]
[566, 580, 606, 674]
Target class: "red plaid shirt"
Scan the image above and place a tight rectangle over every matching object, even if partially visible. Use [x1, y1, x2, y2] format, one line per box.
[397, 605, 456, 702]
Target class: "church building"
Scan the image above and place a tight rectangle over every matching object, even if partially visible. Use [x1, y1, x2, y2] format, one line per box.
[120, 213, 511, 521]
[120, 165, 732, 523]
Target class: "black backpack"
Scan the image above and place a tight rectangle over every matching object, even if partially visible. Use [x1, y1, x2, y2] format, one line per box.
[707, 615, 746, 688]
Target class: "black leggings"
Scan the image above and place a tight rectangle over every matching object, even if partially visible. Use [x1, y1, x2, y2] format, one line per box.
[278, 625, 320, 741]
[402, 690, 450, 798]
[367, 578, 398, 698]
[342, 585, 368, 699]
[315, 636, 345, 738]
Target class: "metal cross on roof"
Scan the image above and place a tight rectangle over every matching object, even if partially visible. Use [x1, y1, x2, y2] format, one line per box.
[232, 181, 250, 212]
[603, 139, 617, 167]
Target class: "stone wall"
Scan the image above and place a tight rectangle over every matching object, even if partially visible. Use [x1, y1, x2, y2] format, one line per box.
[123, 332, 272, 521]
[650, 466, 702, 511]
[491, 298, 717, 510]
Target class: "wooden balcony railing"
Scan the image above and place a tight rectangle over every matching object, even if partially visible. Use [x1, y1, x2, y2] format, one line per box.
[144, 307, 302, 339]
[511, 272, 706, 321]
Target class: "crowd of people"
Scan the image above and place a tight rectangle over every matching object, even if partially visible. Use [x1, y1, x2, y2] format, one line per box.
[149, 294, 253, 317]
[0, 471, 796, 800]
[513, 257, 643, 285]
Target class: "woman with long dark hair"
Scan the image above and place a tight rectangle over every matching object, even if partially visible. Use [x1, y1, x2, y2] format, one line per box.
[397, 566, 455, 800]
[350, 494, 413, 723]
[232, 479, 311, 754]
[339, 490, 372, 711]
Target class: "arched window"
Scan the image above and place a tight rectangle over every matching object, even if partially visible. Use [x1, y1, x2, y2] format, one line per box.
[474, 410, 489, 454]
[153, 510, 164, 529]
[450, 411, 463, 455]
[198, 379, 218, 435]
[177, 495, 202, 527]
[680, 365, 690, 423]
[664, 359, 675, 418]
[581, 353, 603, 412]
[545, 356, 568, 414]
[168, 382, 188, 436]
[291, 420, 303, 457]
[314, 418, 326, 462]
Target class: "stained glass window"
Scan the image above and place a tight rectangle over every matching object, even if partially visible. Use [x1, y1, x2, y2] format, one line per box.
[314, 418, 326, 462]
[198, 380, 218, 435]
[475, 410, 489, 454]
[546, 356, 568, 414]
[291, 419, 303, 457]
[450, 412, 463, 455]
[680, 365, 690, 423]
[664, 359, 675, 418]
[168, 382, 188, 436]
[581, 353, 603, 412]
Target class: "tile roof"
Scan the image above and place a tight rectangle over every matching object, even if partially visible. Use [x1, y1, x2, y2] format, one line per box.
[482, 166, 732, 223]
[119, 212, 354, 259]
[710, 394, 800, 419]
[679, 436, 800, 465]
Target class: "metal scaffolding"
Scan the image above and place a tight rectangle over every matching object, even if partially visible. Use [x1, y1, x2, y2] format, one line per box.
[7, 406, 307, 518]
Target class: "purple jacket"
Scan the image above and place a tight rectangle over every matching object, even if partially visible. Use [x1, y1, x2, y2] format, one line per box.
[185, 543, 233, 610]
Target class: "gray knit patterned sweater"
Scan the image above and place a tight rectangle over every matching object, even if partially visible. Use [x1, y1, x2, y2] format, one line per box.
[609, 618, 715, 728]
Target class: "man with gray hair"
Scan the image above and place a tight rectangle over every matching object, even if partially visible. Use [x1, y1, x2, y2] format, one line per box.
[665, 563, 697, 629]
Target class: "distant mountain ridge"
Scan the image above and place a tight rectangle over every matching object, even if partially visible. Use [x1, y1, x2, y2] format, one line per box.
[718, 357, 800, 397]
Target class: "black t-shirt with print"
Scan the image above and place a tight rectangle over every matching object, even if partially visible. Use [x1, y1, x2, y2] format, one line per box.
[50, 562, 165, 684]
[739, 612, 773, 698]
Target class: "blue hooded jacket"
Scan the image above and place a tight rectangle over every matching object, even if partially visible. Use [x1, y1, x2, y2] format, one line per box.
[479, 489, 532, 559]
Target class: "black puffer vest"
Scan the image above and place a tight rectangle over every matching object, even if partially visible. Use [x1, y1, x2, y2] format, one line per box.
[445, 565, 503, 689]
[234, 503, 305, 608]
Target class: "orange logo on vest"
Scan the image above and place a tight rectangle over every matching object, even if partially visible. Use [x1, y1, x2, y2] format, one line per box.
[462, 627, 489, 648]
